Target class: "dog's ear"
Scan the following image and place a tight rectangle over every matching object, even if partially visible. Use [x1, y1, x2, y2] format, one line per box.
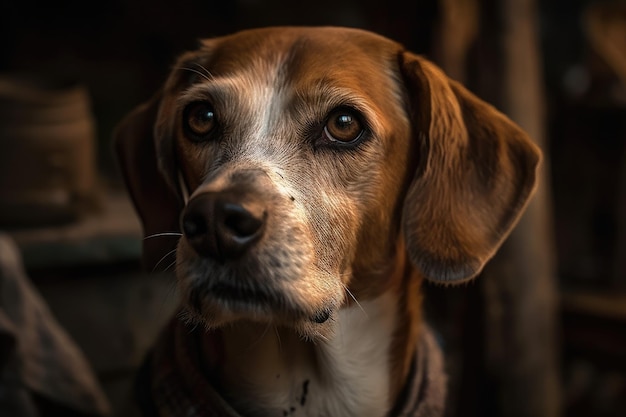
[399, 52, 541, 284]
[114, 92, 183, 271]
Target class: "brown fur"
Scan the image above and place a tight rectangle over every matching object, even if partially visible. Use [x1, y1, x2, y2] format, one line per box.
[114, 26, 540, 416]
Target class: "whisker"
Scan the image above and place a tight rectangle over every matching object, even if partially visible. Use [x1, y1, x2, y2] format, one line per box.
[152, 248, 177, 272]
[193, 62, 215, 79]
[157, 279, 179, 319]
[311, 332, 328, 344]
[178, 66, 212, 82]
[274, 326, 282, 352]
[246, 322, 272, 352]
[342, 284, 368, 319]
[162, 259, 178, 273]
[177, 309, 190, 322]
[320, 268, 369, 319]
[187, 321, 199, 334]
[144, 232, 183, 240]
[314, 266, 367, 319]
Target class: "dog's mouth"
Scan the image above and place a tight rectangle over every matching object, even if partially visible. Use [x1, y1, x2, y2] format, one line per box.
[209, 281, 286, 310]
[186, 280, 333, 325]
[176, 231, 341, 336]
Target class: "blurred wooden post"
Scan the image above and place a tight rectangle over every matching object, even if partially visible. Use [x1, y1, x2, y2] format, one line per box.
[482, 0, 562, 415]
[438, 0, 561, 416]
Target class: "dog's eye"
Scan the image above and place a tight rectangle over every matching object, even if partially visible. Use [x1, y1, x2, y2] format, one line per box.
[324, 109, 363, 143]
[183, 102, 216, 141]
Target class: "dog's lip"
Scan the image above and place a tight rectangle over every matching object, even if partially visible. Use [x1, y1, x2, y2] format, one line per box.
[209, 281, 281, 306]
[191, 281, 332, 324]
[209, 282, 332, 324]
[200, 280, 306, 317]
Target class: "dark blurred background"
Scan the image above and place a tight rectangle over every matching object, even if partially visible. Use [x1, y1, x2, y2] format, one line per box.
[0, 1, 624, 417]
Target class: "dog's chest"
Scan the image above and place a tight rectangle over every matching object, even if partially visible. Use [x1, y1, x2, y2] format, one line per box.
[220, 292, 397, 417]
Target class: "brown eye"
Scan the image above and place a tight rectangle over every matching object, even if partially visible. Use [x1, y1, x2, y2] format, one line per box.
[324, 108, 363, 143]
[183, 102, 216, 141]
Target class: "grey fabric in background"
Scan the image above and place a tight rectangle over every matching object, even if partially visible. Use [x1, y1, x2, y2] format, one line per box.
[0, 233, 110, 416]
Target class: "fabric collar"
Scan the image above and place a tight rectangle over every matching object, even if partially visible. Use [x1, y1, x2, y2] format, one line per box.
[137, 317, 446, 417]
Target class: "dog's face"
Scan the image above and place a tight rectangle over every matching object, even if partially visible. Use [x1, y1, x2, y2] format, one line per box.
[168, 28, 414, 337]
[115, 27, 541, 339]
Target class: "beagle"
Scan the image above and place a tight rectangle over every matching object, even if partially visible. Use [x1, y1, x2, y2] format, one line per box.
[115, 26, 540, 417]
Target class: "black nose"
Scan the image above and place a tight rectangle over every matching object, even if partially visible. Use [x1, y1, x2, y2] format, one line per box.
[181, 191, 266, 259]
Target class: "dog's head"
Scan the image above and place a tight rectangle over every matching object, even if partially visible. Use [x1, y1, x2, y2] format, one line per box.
[115, 27, 540, 338]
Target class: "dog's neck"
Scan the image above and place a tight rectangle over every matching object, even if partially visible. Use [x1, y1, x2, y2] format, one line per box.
[200, 253, 422, 417]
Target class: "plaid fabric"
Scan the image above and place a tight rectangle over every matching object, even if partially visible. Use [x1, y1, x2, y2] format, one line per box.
[142, 316, 446, 417]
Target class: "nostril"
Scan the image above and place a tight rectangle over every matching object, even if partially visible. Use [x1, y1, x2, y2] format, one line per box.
[215, 198, 266, 258]
[222, 203, 264, 239]
[180, 194, 218, 259]
[181, 191, 267, 259]
[181, 213, 207, 238]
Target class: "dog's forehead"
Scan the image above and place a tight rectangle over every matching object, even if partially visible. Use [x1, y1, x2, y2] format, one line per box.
[195, 27, 401, 86]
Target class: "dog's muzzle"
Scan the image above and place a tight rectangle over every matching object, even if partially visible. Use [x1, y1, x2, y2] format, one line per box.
[180, 190, 267, 260]
[177, 182, 336, 328]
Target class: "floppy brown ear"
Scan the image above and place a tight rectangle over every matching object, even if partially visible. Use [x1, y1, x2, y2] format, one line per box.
[399, 52, 541, 284]
[114, 93, 183, 271]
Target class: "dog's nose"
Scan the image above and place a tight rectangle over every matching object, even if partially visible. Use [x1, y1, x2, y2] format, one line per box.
[181, 191, 266, 259]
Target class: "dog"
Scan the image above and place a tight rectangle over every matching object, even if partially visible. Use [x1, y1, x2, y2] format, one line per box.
[114, 26, 541, 417]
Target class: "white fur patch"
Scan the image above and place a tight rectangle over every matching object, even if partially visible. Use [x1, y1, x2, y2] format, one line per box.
[312, 290, 396, 416]
[218, 291, 396, 417]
